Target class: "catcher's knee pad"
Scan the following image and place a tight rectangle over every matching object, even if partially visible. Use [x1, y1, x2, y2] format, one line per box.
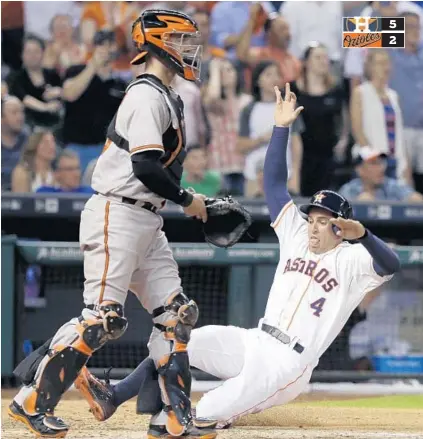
[76, 302, 128, 351]
[153, 292, 199, 345]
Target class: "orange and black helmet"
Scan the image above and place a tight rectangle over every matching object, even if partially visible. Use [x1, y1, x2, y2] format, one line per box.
[131, 9, 202, 83]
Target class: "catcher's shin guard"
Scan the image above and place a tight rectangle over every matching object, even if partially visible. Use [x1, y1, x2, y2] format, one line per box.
[22, 304, 128, 416]
[22, 344, 90, 416]
[152, 292, 199, 436]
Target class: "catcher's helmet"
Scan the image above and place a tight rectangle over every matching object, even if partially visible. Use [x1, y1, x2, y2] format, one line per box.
[299, 190, 353, 219]
[130, 9, 202, 83]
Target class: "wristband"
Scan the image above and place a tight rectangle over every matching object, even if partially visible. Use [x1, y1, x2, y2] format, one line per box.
[179, 190, 194, 207]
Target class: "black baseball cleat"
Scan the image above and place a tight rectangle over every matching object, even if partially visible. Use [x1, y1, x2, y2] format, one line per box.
[74, 366, 117, 421]
[8, 400, 69, 438]
[147, 423, 217, 439]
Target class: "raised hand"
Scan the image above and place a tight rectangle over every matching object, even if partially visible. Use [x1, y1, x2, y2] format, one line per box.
[274, 83, 304, 128]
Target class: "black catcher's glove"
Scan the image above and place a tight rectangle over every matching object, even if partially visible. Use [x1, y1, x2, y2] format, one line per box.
[201, 196, 252, 248]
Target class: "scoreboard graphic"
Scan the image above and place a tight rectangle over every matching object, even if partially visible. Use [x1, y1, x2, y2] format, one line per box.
[343, 17, 405, 48]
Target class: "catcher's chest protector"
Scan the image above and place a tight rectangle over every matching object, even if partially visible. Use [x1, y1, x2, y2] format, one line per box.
[107, 73, 187, 183]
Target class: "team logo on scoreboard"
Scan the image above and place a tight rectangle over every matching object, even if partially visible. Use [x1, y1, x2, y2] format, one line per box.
[346, 17, 380, 33]
[343, 17, 382, 48]
[342, 16, 405, 49]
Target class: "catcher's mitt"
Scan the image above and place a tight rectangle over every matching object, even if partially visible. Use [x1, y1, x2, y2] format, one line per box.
[201, 196, 252, 248]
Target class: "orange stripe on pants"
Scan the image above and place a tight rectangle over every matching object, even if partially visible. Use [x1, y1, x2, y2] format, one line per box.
[99, 201, 111, 303]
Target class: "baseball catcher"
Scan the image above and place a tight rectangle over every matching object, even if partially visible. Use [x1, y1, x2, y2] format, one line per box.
[9, 9, 218, 439]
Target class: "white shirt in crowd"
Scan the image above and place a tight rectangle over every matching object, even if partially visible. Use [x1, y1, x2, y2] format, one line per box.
[24, 1, 82, 40]
[279, 1, 343, 62]
[243, 102, 293, 182]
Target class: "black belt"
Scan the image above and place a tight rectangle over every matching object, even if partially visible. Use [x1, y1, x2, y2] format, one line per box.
[95, 192, 158, 213]
[121, 196, 158, 213]
[261, 323, 304, 354]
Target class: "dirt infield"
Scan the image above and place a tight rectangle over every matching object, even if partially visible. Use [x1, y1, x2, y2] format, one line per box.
[2, 391, 422, 439]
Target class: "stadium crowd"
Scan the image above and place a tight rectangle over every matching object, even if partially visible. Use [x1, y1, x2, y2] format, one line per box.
[2, 1, 423, 202]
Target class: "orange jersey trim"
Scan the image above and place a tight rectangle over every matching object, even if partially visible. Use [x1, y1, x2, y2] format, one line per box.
[130, 144, 165, 154]
[271, 200, 294, 229]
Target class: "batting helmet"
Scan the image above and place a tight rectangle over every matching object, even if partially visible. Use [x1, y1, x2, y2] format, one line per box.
[130, 9, 202, 83]
[299, 190, 353, 219]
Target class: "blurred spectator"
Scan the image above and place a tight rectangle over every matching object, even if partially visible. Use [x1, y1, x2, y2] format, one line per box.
[203, 58, 252, 195]
[80, 1, 139, 77]
[61, 30, 127, 173]
[361, 1, 423, 38]
[279, 1, 343, 67]
[291, 43, 348, 196]
[344, 1, 423, 89]
[142, 1, 188, 13]
[389, 12, 423, 194]
[1, 96, 28, 191]
[192, 9, 226, 82]
[238, 61, 303, 197]
[23, 1, 81, 41]
[181, 145, 222, 197]
[172, 75, 210, 148]
[339, 147, 423, 202]
[43, 14, 86, 77]
[1, 1, 24, 70]
[2, 81, 9, 98]
[350, 50, 411, 183]
[252, 157, 265, 198]
[36, 150, 95, 194]
[7, 34, 63, 129]
[236, 6, 301, 84]
[210, 1, 269, 58]
[11, 129, 57, 193]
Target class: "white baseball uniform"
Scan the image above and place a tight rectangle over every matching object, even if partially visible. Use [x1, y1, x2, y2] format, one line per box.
[189, 200, 393, 425]
[14, 77, 188, 411]
[85, 80, 182, 313]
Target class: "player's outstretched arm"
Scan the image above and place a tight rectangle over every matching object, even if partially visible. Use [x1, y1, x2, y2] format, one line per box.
[264, 84, 304, 222]
[330, 217, 401, 276]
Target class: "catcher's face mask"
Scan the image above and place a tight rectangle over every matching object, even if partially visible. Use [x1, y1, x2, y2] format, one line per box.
[131, 10, 203, 83]
[163, 32, 203, 83]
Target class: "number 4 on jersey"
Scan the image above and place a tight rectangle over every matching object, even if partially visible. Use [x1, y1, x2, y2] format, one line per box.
[310, 297, 326, 317]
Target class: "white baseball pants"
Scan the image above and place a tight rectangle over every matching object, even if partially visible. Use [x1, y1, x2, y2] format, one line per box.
[188, 325, 314, 425]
